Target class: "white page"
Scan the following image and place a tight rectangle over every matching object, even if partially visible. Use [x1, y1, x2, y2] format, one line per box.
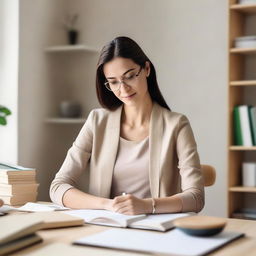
[14, 202, 69, 212]
[65, 210, 145, 227]
[74, 228, 244, 256]
[129, 212, 193, 229]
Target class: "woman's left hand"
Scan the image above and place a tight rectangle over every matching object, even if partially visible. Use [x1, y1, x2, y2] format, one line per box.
[112, 194, 151, 215]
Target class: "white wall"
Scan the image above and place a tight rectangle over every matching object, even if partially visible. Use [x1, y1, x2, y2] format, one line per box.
[0, 0, 19, 164]
[66, 0, 228, 216]
[18, 0, 68, 199]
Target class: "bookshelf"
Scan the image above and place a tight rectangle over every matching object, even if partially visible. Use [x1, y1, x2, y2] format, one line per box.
[228, 1, 256, 218]
[44, 44, 99, 123]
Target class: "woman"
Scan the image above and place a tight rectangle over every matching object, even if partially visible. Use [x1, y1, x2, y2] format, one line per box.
[50, 36, 204, 215]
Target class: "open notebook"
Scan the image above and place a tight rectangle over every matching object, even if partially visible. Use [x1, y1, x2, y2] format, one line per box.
[65, 209, 193, 231]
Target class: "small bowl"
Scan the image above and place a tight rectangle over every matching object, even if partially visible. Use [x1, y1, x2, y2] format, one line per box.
[173, 215, 227, 237]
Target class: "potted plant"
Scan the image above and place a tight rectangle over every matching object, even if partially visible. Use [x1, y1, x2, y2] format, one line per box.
[63, 13, 79, 45]
[0, 105, 11, 125]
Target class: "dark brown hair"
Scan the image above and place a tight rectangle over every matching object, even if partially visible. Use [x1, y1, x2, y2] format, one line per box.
[96, 36, 170, 111]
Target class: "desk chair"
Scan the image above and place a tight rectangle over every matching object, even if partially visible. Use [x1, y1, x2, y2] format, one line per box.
[201, 165, 216, 187]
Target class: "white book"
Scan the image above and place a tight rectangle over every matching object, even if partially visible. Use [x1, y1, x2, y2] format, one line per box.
[242, 162, 256, 187]
[74, 228, 244, 256]
[239, 105, 253, 146]
[65, 209, 193, 231]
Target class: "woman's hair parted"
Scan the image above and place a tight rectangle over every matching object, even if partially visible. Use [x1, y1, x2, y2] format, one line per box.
[96, 36, 170, 111]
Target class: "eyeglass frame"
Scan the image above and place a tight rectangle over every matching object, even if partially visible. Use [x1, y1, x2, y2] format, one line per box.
[104, 66, 143, 92]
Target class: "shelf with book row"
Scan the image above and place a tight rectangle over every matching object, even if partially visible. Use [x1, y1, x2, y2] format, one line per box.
[228, 1, 256, 219]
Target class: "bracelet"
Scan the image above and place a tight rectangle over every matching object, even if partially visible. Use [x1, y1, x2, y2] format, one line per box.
[151, 198, 156, 214]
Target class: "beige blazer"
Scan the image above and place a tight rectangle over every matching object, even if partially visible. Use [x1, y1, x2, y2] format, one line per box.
[50, 102, 204, 212]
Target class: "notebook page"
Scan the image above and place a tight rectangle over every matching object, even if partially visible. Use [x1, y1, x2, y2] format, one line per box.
[65, 210, 145, 227]
[129, 212, 193, 230]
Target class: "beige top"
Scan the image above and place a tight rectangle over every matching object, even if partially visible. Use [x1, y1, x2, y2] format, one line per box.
[110, 137, 151, 199]
[50, 102, 205, 213]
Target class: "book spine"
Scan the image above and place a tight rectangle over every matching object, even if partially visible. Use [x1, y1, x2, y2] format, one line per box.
[239, 105, 253, 146]
[250, 107, 256, 145]
[233, 106, 243, 145]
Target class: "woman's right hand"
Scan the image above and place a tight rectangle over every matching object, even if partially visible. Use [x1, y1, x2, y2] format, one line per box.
[0, 199, 3, 207]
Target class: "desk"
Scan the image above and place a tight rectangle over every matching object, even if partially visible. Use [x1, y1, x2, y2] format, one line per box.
[10, 217, 256, 256]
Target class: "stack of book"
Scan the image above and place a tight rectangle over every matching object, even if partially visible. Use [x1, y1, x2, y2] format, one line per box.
[0, 163, 39, 205]
[0, 214, 43, 255]
[233, 105, 256, 146]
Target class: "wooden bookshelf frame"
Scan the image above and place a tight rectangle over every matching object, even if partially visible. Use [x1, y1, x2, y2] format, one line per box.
[228, 0, 256, 218]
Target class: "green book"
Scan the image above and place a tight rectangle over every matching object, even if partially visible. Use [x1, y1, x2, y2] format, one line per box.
[233, 106, 243, 145]
[249, 106, 256, 146]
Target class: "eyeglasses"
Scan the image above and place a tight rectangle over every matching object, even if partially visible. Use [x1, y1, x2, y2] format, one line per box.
[104, 67, 142, 92]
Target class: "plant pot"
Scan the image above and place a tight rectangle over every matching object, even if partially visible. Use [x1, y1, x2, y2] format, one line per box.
[68, 30, 78, 45]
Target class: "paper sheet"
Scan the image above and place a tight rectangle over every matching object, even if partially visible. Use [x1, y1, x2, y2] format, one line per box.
[74, 228, 244, 256]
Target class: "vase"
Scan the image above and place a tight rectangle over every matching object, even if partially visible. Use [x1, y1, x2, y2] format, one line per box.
[59, 101, 81, 118]
[68, 30, 78, 45]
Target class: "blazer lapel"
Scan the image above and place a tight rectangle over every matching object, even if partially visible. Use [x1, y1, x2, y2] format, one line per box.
[149, 103, 163, 198]
[99, 105, 122, 197]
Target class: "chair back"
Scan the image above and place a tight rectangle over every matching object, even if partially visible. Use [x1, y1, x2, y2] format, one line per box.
[201, 164, 216, 187]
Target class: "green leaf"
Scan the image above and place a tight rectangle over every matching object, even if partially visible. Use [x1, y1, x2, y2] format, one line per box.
[0, 107, 11, 115]
[0, 116, 7, 125]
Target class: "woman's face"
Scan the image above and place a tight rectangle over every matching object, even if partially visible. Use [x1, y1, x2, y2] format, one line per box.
[103, 57, 151, 107]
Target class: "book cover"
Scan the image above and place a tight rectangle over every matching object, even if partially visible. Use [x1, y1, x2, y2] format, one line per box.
[0, 234, 42, 256]
[233, 106, 243, 145]
[239, 105, 253, 146]
[249, 106, 256, 145]
[0, 163, 36, 176]
[0, 214, 43, 245]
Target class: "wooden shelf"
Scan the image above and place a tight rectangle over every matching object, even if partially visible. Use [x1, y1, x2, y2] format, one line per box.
[45, 44, 100, 53]
[230, 80, 256, 86]
[230, 47, 256, 54]
[230, 4, 256, 13]
[229, 146, 256, 151]
[228, 0, 256, 220]
[45, 118, 86, 124]
[229, 186, 256, 193]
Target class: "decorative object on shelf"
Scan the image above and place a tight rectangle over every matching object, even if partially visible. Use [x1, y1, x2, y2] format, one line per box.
[238, 0, 256, 5]
[234, 36, 256, 48]
[242, 162, 256, 187]
[59, 101, 82, 118]
[63, 13, 79, 45]
[0, 105, 11, 125]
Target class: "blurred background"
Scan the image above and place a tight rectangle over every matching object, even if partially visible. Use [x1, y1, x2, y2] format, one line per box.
[0, 0, 229, 216]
